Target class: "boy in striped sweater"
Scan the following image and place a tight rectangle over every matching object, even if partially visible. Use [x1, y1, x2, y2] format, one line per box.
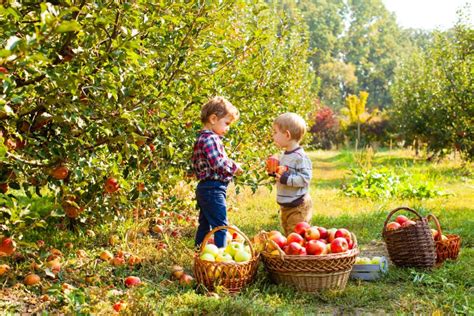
[271, 113, 313, 235]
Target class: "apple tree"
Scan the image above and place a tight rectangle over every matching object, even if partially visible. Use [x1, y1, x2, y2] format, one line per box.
[0, 1, 316, 233]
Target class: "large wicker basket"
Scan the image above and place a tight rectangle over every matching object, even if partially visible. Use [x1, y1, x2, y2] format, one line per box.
[193, 226, 260, 293]
[427, 214, 461, 264]
[261, 234, 359, 292]
[382, 207, 436, 268]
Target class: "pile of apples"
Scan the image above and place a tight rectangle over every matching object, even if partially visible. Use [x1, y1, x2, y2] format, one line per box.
[266, 222, 355, 256]
[199, 230, 252, 263]
[355, 256, 384, 266]
[386, 215, 418, 231]
[386, 215, 449, 241]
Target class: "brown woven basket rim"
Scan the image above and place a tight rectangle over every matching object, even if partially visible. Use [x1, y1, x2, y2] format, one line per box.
[261, 247, 359, 261]
[194, 252, 260, 266]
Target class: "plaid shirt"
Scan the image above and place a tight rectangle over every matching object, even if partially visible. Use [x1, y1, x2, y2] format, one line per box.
[192, 130, 238, 183]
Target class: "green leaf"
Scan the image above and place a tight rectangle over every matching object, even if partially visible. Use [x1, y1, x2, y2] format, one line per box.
[56, 21, 81, 33]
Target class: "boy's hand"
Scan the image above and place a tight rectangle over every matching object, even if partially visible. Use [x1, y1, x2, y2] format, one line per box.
[275, 172, 282, 183]
[234, 164, 244, 176]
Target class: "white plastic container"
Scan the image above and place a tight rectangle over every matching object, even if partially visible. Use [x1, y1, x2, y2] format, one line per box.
[350, 256, 388, 281]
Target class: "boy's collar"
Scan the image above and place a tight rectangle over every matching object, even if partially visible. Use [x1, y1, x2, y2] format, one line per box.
[284, 146, 301, 154]
[200, 129, 223, 139]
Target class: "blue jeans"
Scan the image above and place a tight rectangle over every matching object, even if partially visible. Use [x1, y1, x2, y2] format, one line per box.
[195, 180, 229, 248]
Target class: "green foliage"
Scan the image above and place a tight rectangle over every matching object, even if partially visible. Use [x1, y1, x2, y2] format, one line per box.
[0, 1, 316, 232]
[391, 17, 473, 160]
[342, 167, 445, 199]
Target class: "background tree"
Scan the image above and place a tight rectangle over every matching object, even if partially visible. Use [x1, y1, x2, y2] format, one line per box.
[391, 16, 473, 160]
[341, 91, 370, 151]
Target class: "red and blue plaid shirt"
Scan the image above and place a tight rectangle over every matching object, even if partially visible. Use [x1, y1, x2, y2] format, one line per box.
[192, 130, 238, 183]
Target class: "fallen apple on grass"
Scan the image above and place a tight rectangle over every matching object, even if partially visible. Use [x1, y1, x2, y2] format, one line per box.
[124, 276, 141, 287]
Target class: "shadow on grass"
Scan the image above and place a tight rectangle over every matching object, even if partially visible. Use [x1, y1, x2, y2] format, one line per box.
[313, 178, 344, 189]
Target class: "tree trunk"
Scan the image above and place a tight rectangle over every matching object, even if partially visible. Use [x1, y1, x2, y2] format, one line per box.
[355, 122, 360, 152]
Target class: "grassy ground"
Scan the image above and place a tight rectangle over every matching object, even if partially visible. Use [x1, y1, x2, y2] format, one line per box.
[1, 149, 473, 314]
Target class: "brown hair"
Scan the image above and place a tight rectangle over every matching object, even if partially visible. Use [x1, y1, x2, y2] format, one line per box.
[200, 96, 239, 123]
[274, 113, 307, 142]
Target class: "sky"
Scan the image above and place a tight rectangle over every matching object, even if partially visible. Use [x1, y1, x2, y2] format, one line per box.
[382, 0, 473, 30]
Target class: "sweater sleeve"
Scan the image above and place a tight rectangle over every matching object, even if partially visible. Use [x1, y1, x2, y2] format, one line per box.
[280, 156, 312, 187]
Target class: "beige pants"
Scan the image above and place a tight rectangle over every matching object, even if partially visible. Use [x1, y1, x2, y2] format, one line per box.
[280, 194, 313, 236]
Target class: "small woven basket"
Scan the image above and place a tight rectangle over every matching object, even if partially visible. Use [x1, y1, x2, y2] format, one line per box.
[193, 226, 260, 293]
[382, 207, 436, 268]
[427, 214, 461, 264]
[261, 234, 359, 292]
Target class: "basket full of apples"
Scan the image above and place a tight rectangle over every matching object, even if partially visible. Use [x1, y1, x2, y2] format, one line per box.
[260, 222, 359, 292]
[193, 226, 260, 293]
[427, 214, 461, 265]
[382, 207, 436, 268]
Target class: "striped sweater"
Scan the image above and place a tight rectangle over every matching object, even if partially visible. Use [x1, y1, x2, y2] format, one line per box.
[276, 147, 312, 207]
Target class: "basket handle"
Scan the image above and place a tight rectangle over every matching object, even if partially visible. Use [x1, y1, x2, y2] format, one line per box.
[427, 214, 443, 241]
[351, 232, 358, 249]
[383, 206, 423, 234]
[267, 238, 286, 260]
[200, 225, 255, 257]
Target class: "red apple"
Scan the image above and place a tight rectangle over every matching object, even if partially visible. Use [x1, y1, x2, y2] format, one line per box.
[0, 237, 16, 256]
[105, 177, 120, 193]
[431, 229, 440, 240]
[266, 156, 279, 174]
[335, 228, 352, 242]
[348, 239, 354, 250]
[268, 233, 287, 250]
[327, 228, 337, 242]
[330, 237, 349, 253]
[124, 276, 141, 287]
[179, 274, 194, 286]
[51, 166, 69, 180]
[304, 226, 320, 241]
[287, 232, 304, 245]
[317, 226, 328, 239]
[386, 222, 401, 231]
[287, 242, 305, 255]
[0, 183, 8, 194]
[294, 222, 311, 236]
[401, 220, 416, 228]
[395, 215, 409, 225]
[0, 67, 8, 74]
[305, 240, 327, 255]
[113, 301, 127, 312]
[276, 165, 288, 176]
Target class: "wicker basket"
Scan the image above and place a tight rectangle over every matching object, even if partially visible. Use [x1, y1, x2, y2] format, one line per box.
[261, 234, 359, 292]
[382, 207, 436, 268]
[193, 226, 260, 293]
[427, 214, 461, 264]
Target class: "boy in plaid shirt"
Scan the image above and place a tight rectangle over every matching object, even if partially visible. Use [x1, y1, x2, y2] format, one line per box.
[191, 96, 243, 248]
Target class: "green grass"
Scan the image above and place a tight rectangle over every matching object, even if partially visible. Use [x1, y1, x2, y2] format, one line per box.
[0, 149, 472, 314]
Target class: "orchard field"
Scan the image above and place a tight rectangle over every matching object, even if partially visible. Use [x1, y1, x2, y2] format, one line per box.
[0, 149, 473, 314]
[1, 1, 473, 315]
